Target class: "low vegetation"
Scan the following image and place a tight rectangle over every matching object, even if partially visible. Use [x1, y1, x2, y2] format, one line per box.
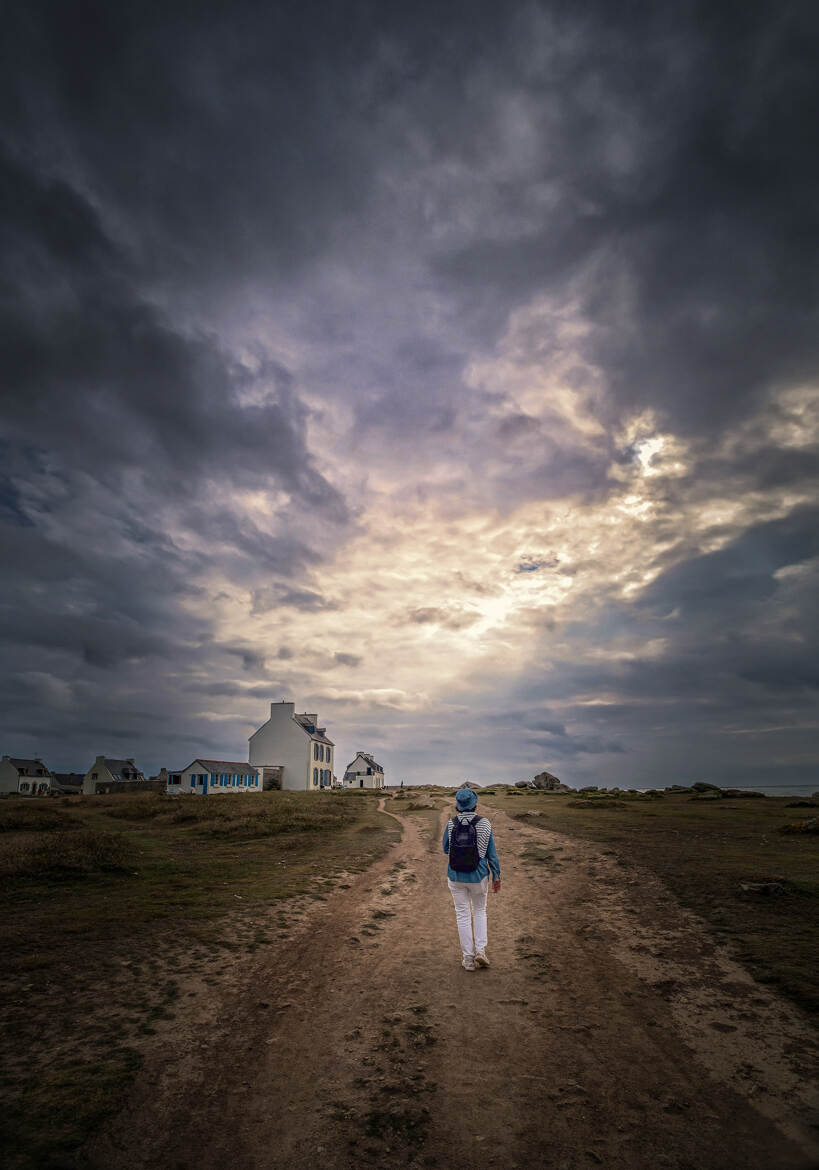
[1, 828, 133, 878]
[480, 788, 819, 1020]
[0, 790, 398, 1169]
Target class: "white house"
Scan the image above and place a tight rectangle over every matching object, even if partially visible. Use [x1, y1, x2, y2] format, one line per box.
[249, 701, 334, 791]
[166, 759, 260, 795]
[343, 752, 385, 790]
[82, 757, 145, 795]
[0, 756, 54, 796]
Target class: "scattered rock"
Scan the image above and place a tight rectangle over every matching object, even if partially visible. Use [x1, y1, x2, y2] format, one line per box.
[786, 800, 818, 809]
[691, 781, 722, 792]
[739, 881, 788, 896]
[780, 817, 819, 835]
[532, 771, 571, 792]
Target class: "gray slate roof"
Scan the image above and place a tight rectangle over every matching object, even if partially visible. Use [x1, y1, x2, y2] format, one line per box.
[99, 759, 145, 780]
[187, 759, 257, 773]
[348, 752, 384, 773]
[294, 714, 334, 746]
[8, 758, 53, 776]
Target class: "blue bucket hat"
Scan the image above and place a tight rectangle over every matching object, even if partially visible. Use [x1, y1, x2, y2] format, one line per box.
[455, 786, 477, 811]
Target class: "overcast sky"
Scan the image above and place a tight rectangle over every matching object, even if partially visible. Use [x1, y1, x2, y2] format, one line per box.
[2, 1, 818, 787]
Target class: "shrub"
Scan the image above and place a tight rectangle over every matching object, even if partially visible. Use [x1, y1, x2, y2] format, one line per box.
[0, 804, 74, 833]
[102, 795, 170, 820]
[780, 818, 819, 835]
[196, 801, 357, 838]
[1, 830, 132, 878]
[567, 799, 625, 810]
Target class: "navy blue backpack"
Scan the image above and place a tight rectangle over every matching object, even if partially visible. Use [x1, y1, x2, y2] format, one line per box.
[449, 814, 481, 873]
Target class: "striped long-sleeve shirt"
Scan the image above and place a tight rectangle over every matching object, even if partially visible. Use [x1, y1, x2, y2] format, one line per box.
[443, 813, 501, 884]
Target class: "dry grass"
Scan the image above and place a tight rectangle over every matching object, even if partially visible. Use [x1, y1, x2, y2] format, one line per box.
[0, 829, 132, 878]
[0, 789, 399, 1169]
[0, 800, 76, 833]
[486, 789, 819, 1020]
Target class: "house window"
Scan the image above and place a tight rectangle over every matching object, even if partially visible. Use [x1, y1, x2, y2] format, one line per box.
[169, 774, 180, 785]
[313, 768, 318, 784]
[20, 782, 30, 793]
[91, 772, 98, 779]
[359, 779, 364, 788]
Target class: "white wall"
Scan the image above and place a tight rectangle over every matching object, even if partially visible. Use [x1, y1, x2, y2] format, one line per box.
[168, 762, 261, 796]
[249, 702, 312, 791]
[0, 759, 21, 795]
[344, 753, 385, 789]
[82, 757, 114, 795]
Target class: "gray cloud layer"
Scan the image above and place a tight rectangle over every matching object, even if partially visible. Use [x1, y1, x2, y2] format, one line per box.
[2, 1, 818, 783]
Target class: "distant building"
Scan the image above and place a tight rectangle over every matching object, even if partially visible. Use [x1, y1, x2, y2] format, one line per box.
[0, 756, 54, 796]
[52, 772, 84, 795]
[249, 701, 334, 791]
[82, 756, 146, 795]
[166, 759, 261, 795]
[343, 752, 385, 790]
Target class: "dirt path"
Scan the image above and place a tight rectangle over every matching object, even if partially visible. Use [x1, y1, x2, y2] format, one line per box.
[88, 801, 819, 1170]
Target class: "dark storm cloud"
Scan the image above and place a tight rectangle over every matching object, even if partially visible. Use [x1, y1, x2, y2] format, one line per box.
[431, 2, 819, 438]
[251, 586, 339, 614]
[0, 150, 344, 512]
[0, 24, 353, 767]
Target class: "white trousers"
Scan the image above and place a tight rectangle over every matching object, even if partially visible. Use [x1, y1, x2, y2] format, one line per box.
[448, 876, 489, 958]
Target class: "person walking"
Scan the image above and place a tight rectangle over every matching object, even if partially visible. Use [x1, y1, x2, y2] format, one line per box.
[443, 786, 501, 971]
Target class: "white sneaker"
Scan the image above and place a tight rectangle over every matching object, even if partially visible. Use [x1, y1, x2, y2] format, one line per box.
[475, 952, 490, 968]
[462, 955, 476, 971]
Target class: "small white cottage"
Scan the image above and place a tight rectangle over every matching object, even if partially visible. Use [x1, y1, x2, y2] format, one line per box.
[0, 756, 54, 796]
[342, 752, 385, 790]
[166, 759, 260, 795]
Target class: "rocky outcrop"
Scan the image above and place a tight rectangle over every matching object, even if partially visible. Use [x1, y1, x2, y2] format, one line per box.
[533, 770, 561, 790]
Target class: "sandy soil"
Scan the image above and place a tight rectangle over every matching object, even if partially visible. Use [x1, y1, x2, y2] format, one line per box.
[86, 801, 819, 1170]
